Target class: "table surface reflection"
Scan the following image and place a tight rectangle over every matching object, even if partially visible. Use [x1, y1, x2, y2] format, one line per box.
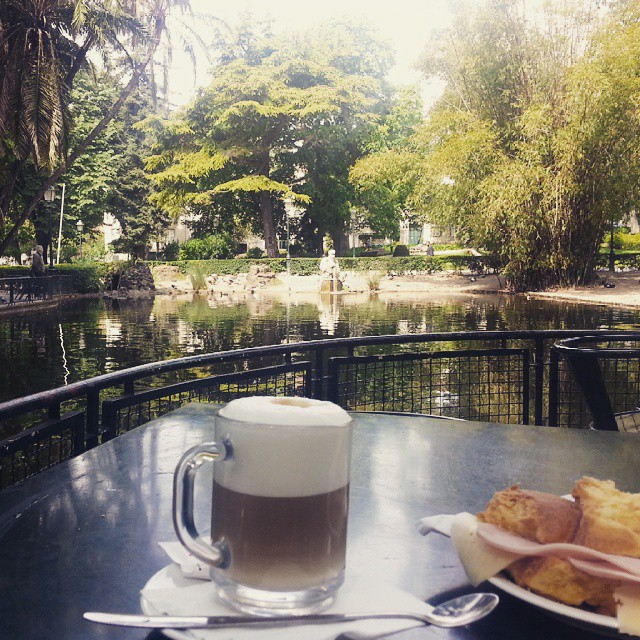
[1, 403, 639, 640]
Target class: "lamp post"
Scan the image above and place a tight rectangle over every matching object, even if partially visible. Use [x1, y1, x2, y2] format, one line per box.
[44, 186, 55, 268]
[284, 197, 293, 275]
[56, 184, 66, 265]
[43, 185, 67, 265]
[609, 219, 616, 272]
[76, 220, 84, 258]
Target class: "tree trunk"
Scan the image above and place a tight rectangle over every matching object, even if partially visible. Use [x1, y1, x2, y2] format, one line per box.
[330, 219, 350, 257]
[35, 230, 52, 267]
[259, 191, 279, 257]
[332, 231, 350, 257]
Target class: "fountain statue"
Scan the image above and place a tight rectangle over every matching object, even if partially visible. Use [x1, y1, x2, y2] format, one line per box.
[319, 249, 343, 293]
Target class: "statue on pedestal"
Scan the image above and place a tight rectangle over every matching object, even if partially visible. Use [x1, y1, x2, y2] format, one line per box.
[319, 249, 343, 292]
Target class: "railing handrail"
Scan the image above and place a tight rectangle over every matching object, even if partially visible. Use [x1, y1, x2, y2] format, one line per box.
[554, 333, 640, 357]
[0, 275, 67, 281]
[0, 328, 626, 421]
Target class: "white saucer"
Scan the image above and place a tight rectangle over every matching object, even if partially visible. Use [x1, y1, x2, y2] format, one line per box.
[140, 564, 434, 640]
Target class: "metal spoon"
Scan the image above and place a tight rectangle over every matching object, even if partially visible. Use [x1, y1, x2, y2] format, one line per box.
[84, 592, 499, 630]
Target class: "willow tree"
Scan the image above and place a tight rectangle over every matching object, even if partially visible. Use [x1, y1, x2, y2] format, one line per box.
[406, 0, 640, 290]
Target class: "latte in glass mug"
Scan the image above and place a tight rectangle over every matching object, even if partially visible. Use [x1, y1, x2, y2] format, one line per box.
[173, 396, 353, 615]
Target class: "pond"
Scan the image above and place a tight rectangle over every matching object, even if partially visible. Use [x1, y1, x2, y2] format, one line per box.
[1, 290, 639, 405]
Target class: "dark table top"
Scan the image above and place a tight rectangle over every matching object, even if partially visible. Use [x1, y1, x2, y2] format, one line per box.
[1, 403, 639, 640]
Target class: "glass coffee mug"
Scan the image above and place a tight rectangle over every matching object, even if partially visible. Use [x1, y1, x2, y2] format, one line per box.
[173, 396, 353, 615]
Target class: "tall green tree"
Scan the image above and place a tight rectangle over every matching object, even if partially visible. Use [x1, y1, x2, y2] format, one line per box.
[405, 0, 640, 290]
[0, 0, 188, 258]
[349, 87, 424, 241]
[145, 21, 392, 257]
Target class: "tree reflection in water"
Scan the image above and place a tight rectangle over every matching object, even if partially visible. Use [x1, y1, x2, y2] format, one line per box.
[0, 292, 638, 405]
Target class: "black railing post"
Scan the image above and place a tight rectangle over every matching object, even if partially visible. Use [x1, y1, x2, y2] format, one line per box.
[101, 401, 118, 442]
[326, 357, 338, 405]
[548, 348, 559, 427]
[70, 412, 86, 456]
[85, 390, 100, 450]
[534, 337, 545, 426]
[522, 350, 530, 424]
[48, 401, 61, 421]
[313, 346, 325, 400]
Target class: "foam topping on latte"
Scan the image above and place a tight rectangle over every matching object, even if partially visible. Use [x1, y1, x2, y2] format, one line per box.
[219, 396, 352, 426]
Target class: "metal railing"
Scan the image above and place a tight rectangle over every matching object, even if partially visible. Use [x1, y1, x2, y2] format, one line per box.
[0, 275, 72, 304]
[0, 329, 631, 489]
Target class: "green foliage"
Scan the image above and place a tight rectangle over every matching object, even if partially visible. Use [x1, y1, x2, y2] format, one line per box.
[611, 231, 640, 251]
[187, 262, 210, 291]
[595, 251, 640, 270]
[53, 263, 110, 293]
[158, 255, 500, 277]
[0, 0, 181, 259]
[0, 263, 110, 292]
[246, 247, 264, 259]
[178, 235, 236, 260]
[349, 87, 425, 240]
[392, 244, 410, 257]
[371, 0, 640, 291]
[0, 266, 30, 277]
[143, 19, 393, 257]
[365, 271, 382, 291]
[163, 241, 180, 261]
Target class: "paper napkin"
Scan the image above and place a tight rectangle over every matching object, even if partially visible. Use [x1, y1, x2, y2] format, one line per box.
[141, 543, 435, 640]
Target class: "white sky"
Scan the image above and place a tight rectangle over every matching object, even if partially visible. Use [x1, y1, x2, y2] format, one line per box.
[166, 0, 454, 108]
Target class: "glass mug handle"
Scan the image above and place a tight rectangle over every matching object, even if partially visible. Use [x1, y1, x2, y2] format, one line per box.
[172, 441, 229, 567]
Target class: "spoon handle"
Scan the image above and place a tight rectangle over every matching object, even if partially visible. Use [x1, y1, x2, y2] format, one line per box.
[84, 611, 429, 629]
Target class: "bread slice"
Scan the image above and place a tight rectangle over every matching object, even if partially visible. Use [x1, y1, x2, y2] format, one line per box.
[508, 556, 616, 613]
[572, 477, 640, 557]
[477, 482, 616, 612]
[477, 485, 580, 543]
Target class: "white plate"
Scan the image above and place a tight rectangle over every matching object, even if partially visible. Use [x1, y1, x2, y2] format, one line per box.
[419, 510, 620, 637]
[487, 575, 619, 636]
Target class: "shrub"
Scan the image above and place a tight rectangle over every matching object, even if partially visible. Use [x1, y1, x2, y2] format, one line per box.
[366, 271, 382, 291]
[246, 247, 264, 259]
[187, 262, 209, 291]
[157, 254, 503, 277]
[163, 241, 180, 261]
[613, 231, 640, 251]
[54, 263, 109, 293]
[393, 244, 410, 257]
[178, 234, 236, 260]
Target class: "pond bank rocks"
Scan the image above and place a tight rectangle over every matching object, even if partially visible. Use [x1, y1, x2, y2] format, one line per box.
[110, 262, 156, 297]
[207, 264, 277, 293]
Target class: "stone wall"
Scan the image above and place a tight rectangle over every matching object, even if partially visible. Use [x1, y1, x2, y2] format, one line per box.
[114, 263, 156, 296]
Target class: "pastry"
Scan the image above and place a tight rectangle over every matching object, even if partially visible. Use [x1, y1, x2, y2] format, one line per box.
[477, 479, 631, 613]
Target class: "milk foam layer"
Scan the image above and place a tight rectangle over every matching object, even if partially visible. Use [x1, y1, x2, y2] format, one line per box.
[215, 396, 352, 497]
[218, 396, 352, 426]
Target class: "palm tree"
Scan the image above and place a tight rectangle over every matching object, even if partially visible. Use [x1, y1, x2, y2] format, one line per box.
[0, 0, 188, 257]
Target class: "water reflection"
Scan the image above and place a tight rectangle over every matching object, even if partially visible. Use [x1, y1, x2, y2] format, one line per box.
[0, 292, 639, 403]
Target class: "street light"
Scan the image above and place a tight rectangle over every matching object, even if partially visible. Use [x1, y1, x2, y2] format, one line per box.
[76, 219, 84, 258]
[44, 186, 55, 267]
[284, 197, 294, 275]
[42, 185, 67, 265]
[56, 184, 66, 265]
